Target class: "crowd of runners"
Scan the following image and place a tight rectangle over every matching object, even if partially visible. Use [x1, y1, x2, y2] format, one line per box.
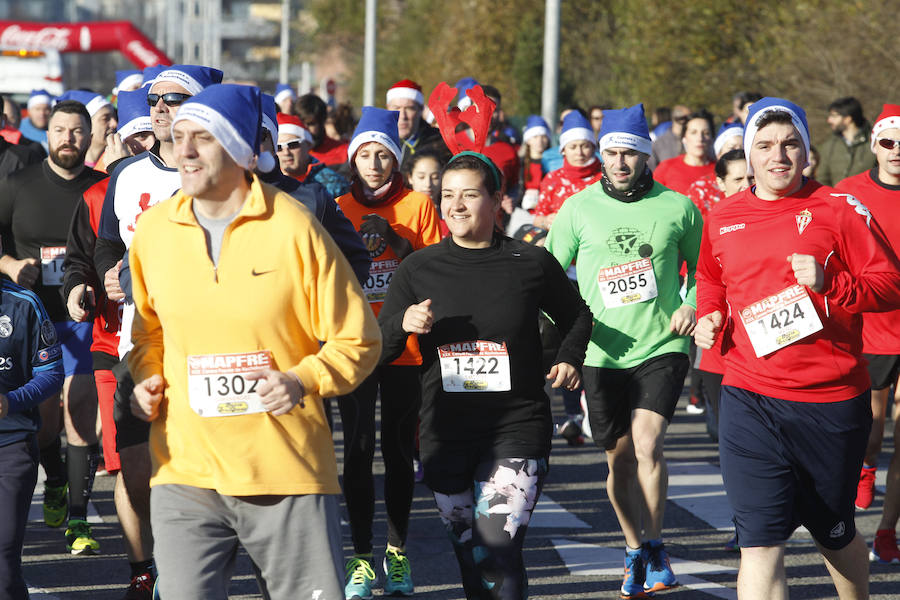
[0, 61, 898, 600]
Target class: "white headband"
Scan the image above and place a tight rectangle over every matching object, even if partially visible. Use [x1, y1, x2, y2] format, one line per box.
[278, 124, 313, 145]
[85, 96, 112, 118]
[523, 125, 550, 143]
[558, 126, 596, 153]
[118, 116, 152, 140]
[386, 87, 424, 106]
[152, 69, 205, 96]
[27, 94, 51, 110]
[173, 103, 253, 169]
[598, 132, 652, 155]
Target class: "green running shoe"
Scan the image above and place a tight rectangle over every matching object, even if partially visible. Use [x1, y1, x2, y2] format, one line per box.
[43, 482, 68, 528]
[65, 518, 100, 555]
[344, 554, 376, 600]
[383, 547, 413, 596]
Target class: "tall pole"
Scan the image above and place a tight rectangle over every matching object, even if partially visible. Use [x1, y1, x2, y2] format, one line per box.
[541, 0, 560, 129]
[363, 0, 376, 106]
[279, 0, 290, 83]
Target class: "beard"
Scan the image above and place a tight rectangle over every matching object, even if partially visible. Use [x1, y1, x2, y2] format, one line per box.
[49, 143, 88, 170]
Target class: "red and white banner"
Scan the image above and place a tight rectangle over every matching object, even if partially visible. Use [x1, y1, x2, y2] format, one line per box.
[0, 21, 172, 69]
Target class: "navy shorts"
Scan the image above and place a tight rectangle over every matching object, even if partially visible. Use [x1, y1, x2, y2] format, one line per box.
[53, 321, 93, 377]
[719, 386, 872, 550]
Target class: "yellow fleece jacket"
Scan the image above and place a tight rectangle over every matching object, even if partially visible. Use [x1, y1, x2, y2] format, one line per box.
[128, 175, 381, 495]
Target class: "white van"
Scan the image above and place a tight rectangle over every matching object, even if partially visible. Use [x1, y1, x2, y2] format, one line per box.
[0, 48, 64, 104]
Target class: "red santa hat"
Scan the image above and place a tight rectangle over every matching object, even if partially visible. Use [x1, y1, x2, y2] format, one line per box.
[871, 104, 900, 152]
[276, 113, 313, 144]
[386, 79, 424, 106]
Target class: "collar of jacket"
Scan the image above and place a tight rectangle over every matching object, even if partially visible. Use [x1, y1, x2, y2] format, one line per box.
[168, 172, 271, 225]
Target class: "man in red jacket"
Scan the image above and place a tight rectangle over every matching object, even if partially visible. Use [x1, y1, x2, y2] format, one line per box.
[695, 97, 900, 600]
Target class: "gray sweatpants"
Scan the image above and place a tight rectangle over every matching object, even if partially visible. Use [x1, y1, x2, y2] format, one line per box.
[151, 484, 343, 600]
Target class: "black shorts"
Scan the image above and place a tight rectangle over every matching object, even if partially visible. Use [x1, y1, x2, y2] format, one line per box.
[111, 355, 150, 451]
[719, 386, 871, 550]
[863, 353, 900, 391]
[582, 352, 690, 450]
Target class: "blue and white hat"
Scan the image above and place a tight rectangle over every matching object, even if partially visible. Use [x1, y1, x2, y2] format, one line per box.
[172, 84, 264, 170]
[455, 77, 479, 110]
[348, 106, 402, 164]
[558, 111, 595, 153]
[27, 89, 53, 110]
[115, 89, 152, 140]
[274, 83, 296, 106]
[598, 104, 652, 155]
[55, 90, 112, 118]
[113, 70, 143, 95]
[743, 97, 810, 175]
[713, 122, 744, 157]
[261, 93, 279, 140]
[522, 115, 550, 144]
[150, 64, 224, 96]
[140, 65, 166, 89]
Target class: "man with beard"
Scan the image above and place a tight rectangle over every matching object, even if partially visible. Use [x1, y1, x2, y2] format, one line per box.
[55, 90, 118, 171]
[0, 99, 107, 554]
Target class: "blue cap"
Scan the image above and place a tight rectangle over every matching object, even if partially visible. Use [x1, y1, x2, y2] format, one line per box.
[274, 83, 295, 104]
[150, 64, 224, 95]
[598, 103, 652, 155]
[743, 97, 809, 174]
[455, 77, 479, 109]
[114, 70, 143, 94]
[348, 106, 401, 164]
[558, 111, 595, 152]
[116, 89, 152, 139]
[140, 64, 167, 88]
[55, 90, 112, 118]
[27, 89, 53, 109]
[713, 122, 744, 157]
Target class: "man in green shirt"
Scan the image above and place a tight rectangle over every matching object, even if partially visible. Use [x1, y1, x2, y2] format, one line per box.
[545, 103, 702, 599]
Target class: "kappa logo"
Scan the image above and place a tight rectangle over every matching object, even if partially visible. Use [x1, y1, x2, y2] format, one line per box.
[830, 521, 846, 538]
[830, 193, 872, 228]
[0, 315, 12, 338]
[796, 209, 812, 235]
[719, 223, 746, 235]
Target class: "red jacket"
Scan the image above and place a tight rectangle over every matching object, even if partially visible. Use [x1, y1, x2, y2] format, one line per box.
[534, 159, 603, 216]
[697, 179, 900, 402]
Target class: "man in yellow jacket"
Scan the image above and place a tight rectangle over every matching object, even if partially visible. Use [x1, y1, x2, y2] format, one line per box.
[128, 83, 381, 599]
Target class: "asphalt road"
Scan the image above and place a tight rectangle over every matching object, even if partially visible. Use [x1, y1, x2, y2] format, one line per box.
[21, 390, 900, 599]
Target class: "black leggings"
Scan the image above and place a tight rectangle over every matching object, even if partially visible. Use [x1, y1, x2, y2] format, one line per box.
[0, 436, 38, 600]
[338, 364, 421, 554]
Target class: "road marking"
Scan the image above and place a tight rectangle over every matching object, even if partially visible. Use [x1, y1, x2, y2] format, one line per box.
[530, 495, 591, 529]
[26, 585, 60, 599]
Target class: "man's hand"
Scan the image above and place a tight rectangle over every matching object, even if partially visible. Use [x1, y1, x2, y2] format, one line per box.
[2, 257, 39, 288]
[787, 253, 824, 293]
[0, 393, 7, 419]
[670, 305, 697, 336]
[694, 311, 724, 350]
[402, 299, 433, 334]
[104, 132, 131, 164]
[245, 370, 304, 416]
[105, 260, 125, 301]
[546, 362, 581, 390]
[67, 284, 95, 322]
[131, 374, 165, 422]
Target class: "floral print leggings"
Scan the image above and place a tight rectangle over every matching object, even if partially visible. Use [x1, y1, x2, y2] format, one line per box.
[432, 457, 548, 600]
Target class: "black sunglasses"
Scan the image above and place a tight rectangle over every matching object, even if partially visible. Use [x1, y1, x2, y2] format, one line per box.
[276, 140, 304, 152]
[147, 92, 191, 107]
[877, 138, 900, 151]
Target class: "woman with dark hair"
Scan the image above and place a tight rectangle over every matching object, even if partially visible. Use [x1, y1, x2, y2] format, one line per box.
[654, 110, 716, 195]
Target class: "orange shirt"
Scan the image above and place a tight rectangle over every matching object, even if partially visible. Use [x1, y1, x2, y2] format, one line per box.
[338, 182, 442, 365]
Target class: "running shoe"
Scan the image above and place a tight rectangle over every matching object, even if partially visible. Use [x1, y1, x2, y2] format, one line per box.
[643, 540, 678, 593]
[344, 555, 376, 600]
[871, 529, 900, 564]
[621, 546, 649, 598]
[383, 547, 414, 596]
[579, 392, 593, 440]
[43, 482, 68, 528]
[65, 518, 100, 555]
[855, 465, 877, 510]
[121, 572, 155, 600]
[686, 395, 705, 415]
[413, 458, 424, 483]
[558, 417, 585, 446]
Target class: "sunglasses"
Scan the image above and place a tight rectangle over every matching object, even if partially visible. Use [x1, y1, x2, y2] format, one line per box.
[276, 140, 304, 152]
[147, 92, 191, 107]
[877, 138, 900, 151]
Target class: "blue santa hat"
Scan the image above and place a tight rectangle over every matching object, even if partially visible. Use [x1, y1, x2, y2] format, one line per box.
[55, 90, 112, 118]
[150, 64, 224, 96]
[172, 84, 265, 170]
[598, 103, 652, 155]
[522, 115, 550, 144]
[260, 93, 279, 140]
[115, 89, 152, 140]
[713, 122, 744, 157]
[558, 111, 595, 153]
[27, 89, 53, 110]
[348, 106, 402, 164]
[455, 77, 479, 110]
[140, 64, 167, 88]
[743, 97, 810, 175]
[113, 70, 143, 95]
[274, 83, 296, 105]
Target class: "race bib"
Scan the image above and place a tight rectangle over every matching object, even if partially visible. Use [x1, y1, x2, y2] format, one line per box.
[740, 285, 823, 358]
[362, 259, 398, 304]
[187, 350, 273, 417]
[438, 340, 511, 392]
[40, 246, 66, 286]
[598, 258, 658, 308]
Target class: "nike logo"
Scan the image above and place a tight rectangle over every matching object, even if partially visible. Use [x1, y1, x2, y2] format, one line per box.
[251, 268, 275, 276]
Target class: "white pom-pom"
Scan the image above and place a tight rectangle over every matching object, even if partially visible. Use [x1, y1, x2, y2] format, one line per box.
[256, 151, 277, 173]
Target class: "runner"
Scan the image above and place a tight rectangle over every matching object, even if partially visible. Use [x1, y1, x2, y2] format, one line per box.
[653, 110, 715, 195]
[545, 103, 702, 598]
[378, 81, 592, 599]
[274, 112, 350, 199]
[687, 122, 745, 218]
[0, 98, 107, 555]
[336, 106, 441, 599]
[54, 90, 117, 171]
[695, 97, 900, 599]
[19, 89, 52, 151]
[834, 103, 900, 559]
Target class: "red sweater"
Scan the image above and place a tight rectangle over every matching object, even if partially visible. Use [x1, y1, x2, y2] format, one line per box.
[654, 156, 715, 196]
[836, 169, 900, 354]
[310, 136, 349, 168]
[534, 159, 603, 216]
[697, 179, 900, 402]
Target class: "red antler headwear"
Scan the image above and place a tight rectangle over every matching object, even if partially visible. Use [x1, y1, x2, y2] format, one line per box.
[427, 81, 497, 155]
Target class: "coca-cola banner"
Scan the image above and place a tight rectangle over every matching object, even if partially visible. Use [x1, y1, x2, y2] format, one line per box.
[0, 21, 172, 69]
